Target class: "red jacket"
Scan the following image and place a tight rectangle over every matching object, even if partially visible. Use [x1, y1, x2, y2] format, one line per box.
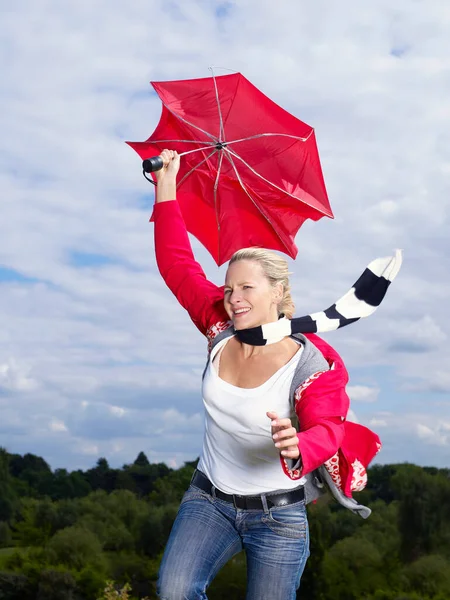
[153, 201, 380, 498]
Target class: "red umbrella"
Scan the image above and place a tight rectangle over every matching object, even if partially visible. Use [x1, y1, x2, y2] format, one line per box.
[127, 72, 333, 266]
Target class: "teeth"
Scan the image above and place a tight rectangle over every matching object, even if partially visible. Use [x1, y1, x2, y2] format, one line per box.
[235, 308, 250, 314]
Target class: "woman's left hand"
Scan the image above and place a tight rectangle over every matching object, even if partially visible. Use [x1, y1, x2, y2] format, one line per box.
[267, 411, 300, 460]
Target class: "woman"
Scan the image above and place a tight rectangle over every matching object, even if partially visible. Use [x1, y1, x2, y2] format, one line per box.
[153, 150, 350, 600]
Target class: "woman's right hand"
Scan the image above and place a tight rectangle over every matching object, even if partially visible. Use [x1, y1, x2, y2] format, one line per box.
[154, 149, 180, 203]
[155, 149, 180, 185]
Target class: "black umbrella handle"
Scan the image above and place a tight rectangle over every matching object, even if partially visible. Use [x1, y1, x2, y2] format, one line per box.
[143, 156, 164, 173]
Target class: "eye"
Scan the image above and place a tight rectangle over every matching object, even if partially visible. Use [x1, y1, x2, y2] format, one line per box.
[243, 285, 252, 290]
[224, 289, 231, 295]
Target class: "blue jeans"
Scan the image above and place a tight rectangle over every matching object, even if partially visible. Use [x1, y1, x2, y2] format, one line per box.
[157, 482, 310, 599]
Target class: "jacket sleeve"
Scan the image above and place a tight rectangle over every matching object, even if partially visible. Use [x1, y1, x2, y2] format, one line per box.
[295, 369, 349, 476]
[280, 336, 350, 479]
[153, 201, 228, 336]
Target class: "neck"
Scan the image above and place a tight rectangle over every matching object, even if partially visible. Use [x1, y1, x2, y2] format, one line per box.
[238, 340, 269, 359]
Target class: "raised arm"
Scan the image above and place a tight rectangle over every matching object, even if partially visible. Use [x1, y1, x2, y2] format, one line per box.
[153, 150, 227, 336]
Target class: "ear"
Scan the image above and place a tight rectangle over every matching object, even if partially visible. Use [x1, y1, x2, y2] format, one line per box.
[272, 282, 283, 305]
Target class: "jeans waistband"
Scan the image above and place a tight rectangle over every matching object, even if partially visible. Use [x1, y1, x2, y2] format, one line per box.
[191, 469, 305, 510]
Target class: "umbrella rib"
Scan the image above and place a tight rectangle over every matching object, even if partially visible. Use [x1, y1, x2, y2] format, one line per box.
[143, 140, 218, 158]
[225, 131, 313, 146]
[213, 151, 224, 263]
[176, 148, 218, 189]
[181, 145, 220, 157]
[209, 67, 226, 141]
[161, 101, 217, 142]
[145, 139, 216, 145]
[214, 151, 224, 192]
[222, 149, 290, 254]
[225, 147, 332, 217]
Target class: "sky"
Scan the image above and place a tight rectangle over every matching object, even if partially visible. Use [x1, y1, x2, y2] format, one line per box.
[0, 0, 449, 472]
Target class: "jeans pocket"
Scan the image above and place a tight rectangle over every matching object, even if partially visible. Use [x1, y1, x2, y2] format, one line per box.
[262, 501, 308, 539]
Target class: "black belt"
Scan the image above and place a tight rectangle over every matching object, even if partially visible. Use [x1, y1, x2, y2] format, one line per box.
[191, 470, 305, 510]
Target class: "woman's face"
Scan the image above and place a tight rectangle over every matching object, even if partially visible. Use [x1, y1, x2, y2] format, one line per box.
[224, 260, 281, 330]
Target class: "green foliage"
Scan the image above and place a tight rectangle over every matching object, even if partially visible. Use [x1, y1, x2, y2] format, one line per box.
[1, 451, 450, 599]
[9, 453, 51, 479]
[35, 568, 77, 600]
[300, 499, 334, 598]
[0, 449, 18, 523]
[52, 498, 82, 532]
[76, 565, 108, 599]
[0, 571, 34, 600]
[322, 536, 385, 599]
[47, 468, 92, 501]
[86, 458, 116, 493]
[14, 499, 52, 546]
[107, 552, 152, 583]
[365, 464, 400, 504]
[97, 490, 148, 532]
[207, 553, 247, 599]
[0, 524, 12, 549]
[148, 462, 196, 506]
[364, 592, 426, 600]
[125, 461, 171, 498]
[45, 526, 106, 572]
[136, 504, 179, 558]
[392, 464, 450, 562]
[133, 452, 150, 468]
[402, 554, 450, 598]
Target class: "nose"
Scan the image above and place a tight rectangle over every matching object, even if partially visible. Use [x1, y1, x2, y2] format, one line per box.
[228, 290, 243, 305]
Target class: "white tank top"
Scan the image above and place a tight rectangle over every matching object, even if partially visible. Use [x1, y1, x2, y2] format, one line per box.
[198, 336, 307, 495]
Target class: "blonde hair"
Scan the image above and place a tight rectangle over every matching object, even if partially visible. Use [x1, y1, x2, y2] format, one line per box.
[229, 248, 295, 318]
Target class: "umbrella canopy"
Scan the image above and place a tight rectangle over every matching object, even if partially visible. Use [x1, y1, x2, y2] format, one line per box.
[127, 72, 333, 266]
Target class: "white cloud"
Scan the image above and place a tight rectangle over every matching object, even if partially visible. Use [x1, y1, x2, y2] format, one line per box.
[416, 422, 450, 447]
[346, 409, 359, 423]
[49, 419, 68, 433]
[79, 443, 100, 457]
[0, 358, 37, 392]
[388, 315, 447, 352]
[360, 411, 450, 468]
[401, 371, 450, 394]
[348, 385, 380, 403]
[109, 406, 126, 418]
[369, 418, 388, 428]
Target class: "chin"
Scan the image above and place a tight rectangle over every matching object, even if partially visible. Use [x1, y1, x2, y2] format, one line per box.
[233, 319, 259, 331]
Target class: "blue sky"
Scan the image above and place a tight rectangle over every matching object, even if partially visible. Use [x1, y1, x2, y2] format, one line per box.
[0, 0, 449, 472]
[0, 267, 40, 284]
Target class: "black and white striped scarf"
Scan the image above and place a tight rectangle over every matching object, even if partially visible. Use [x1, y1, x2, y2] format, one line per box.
[235, 250, 402, 346]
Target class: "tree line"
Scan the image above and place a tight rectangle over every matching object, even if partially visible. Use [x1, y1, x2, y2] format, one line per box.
[0, 447, 449, 599]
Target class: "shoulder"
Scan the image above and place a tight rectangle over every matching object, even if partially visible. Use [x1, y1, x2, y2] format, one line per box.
[303, 333, 347, 372]
[291, 333, 349, 394]
[292, 333, 328, 374]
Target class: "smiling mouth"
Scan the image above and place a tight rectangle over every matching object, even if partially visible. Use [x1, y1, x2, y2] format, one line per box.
[233, 308, 251, 317]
